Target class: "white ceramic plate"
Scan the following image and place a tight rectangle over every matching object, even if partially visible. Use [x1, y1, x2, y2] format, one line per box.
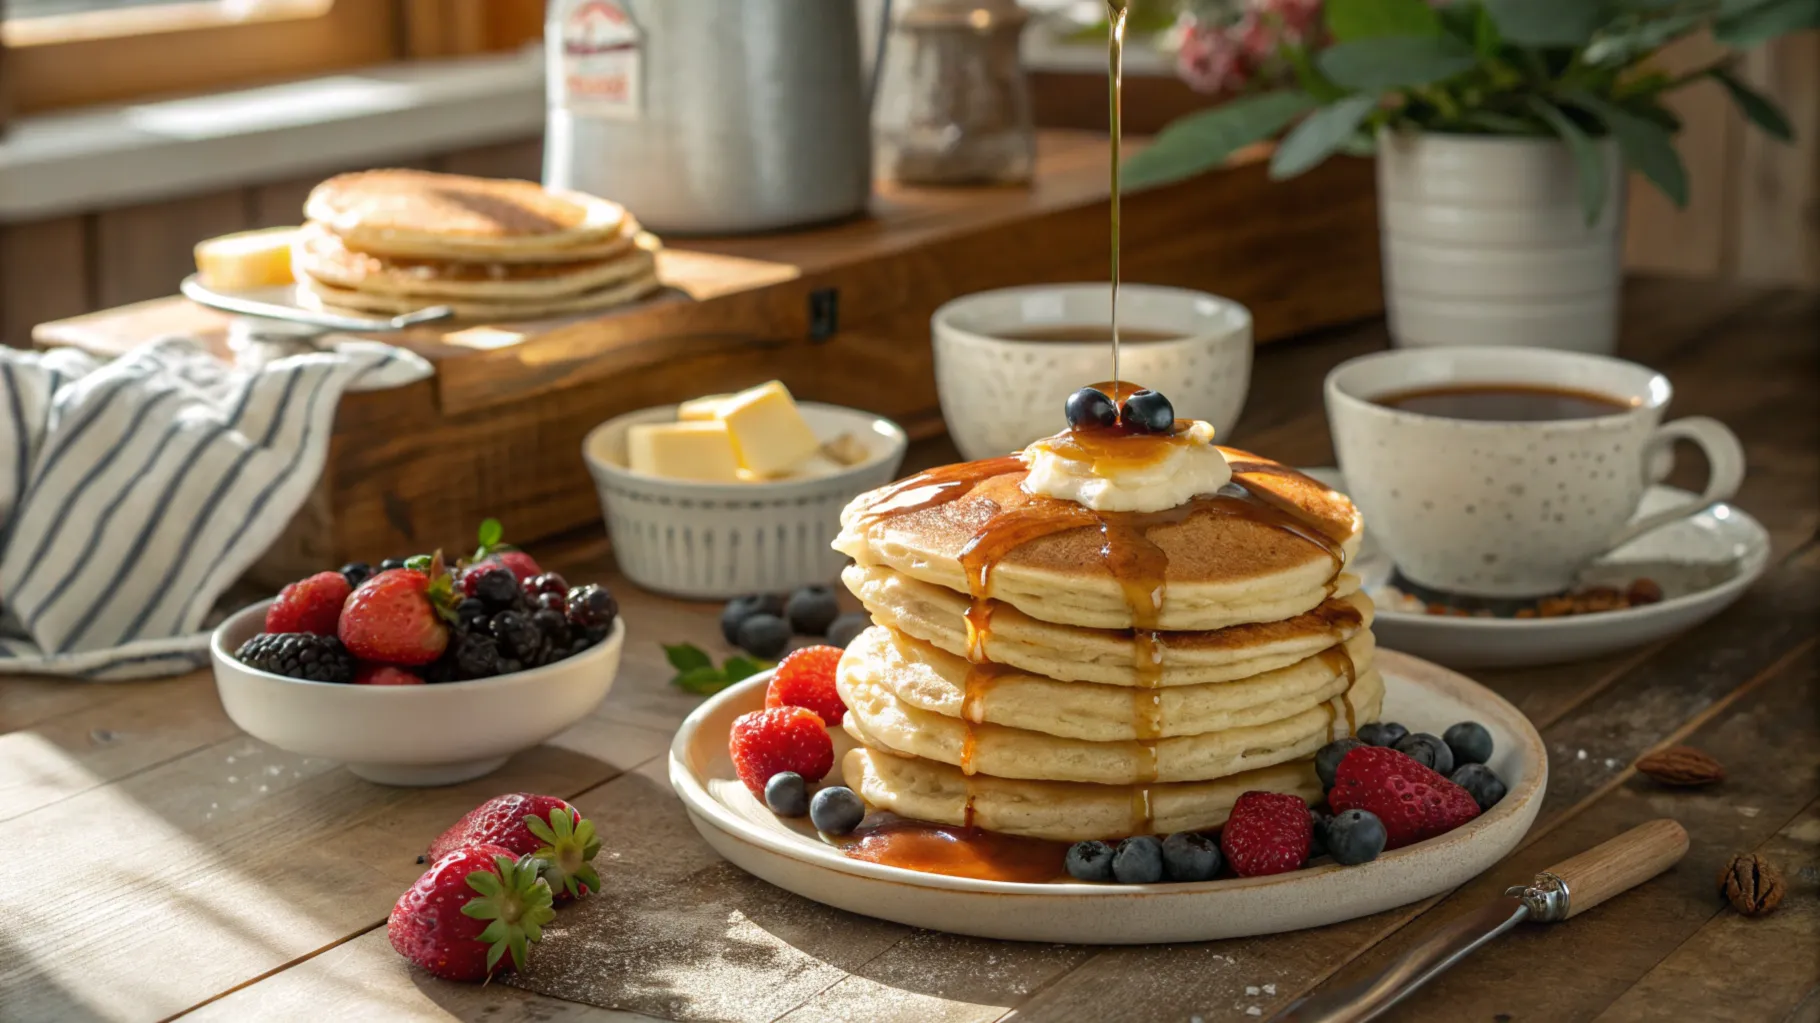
[1302, 468, 1772, 669]
[669, 650, 1544, 944]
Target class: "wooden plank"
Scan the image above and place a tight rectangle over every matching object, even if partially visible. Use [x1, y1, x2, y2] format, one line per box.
[1305, 642, 1819, 1022]
[1623, 33, 1736, 278]
[1731, 32, 1820, 286]
[93, 192, 247, 309]
[0, 215, 89, 348]
[1592, 797, 1820, 1023]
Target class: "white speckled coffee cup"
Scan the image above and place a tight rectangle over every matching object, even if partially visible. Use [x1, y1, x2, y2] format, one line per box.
[1326, 347, 1744, 597]
[932, 284, 1252, 461]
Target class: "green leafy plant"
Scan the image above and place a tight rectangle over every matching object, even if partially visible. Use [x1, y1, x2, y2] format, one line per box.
[664, 643, 771, 695]
[1127, 0, 1809, 221]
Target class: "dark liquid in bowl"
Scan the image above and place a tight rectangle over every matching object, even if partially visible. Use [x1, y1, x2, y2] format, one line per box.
[1374, 383, 1635, 421]
[995, 325, 1186, 343]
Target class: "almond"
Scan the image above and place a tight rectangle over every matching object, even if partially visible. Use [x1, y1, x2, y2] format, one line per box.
[1719, 853, 1785, 916]
[1635, 745, 1725, 786]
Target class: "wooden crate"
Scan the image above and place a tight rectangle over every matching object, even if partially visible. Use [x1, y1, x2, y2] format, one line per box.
[34, 132, 1383, 584]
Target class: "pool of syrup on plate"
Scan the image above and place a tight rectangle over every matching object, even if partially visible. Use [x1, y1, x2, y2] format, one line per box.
[830, 0, 1358, 877]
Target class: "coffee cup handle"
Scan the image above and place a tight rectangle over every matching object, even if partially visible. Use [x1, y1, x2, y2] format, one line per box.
[1606, 416, 1745, 550]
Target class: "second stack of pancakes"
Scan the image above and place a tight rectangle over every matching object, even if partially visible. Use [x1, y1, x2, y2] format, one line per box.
[832, 449, 1381, 842]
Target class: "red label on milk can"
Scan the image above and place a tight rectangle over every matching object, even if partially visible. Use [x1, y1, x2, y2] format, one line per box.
[549, 0, 643, 120]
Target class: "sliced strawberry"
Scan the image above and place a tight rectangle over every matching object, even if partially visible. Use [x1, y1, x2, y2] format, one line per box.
[265, 571, 351, 636]
[729, 706, 833, 795]
[766, 645, 847, 726]
[1328, 745, 1482, 849]
[387, 845, 554, 982]
[1220, 790, 1313, 877]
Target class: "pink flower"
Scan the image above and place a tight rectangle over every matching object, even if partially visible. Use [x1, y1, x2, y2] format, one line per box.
[1176, 20, 1253, 95]
[1175, 0, 1327, 96]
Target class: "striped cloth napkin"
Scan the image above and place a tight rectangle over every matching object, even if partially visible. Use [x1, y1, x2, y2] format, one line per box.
[0, 335, 431, 679]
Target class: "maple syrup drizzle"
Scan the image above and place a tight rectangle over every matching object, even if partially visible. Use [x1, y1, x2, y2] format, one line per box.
[1101, 515, 1167, 834]
[854, 456, 1024, 535]
[1107, 0, 1128, 391]
[840, 818, 1068, 883]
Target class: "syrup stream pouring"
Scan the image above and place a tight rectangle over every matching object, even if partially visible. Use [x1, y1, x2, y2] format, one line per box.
[1270, 819, 1689, 1023]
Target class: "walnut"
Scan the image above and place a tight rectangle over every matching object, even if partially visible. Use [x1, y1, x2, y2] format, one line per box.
[1635, 746, 1726, 786]
[1719, 853, 1785, 916]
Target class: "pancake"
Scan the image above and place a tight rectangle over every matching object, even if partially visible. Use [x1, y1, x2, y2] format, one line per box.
[832, 450, 1364, 631]
[842, 747, 1324, 841]
[846, 625, 1376, 742]
[838, 664, 1383, 785]
[297, 266, 662, 321]
[292, 221, 646, 299]
[844, 563, 1373, 686]
[304, 170, 629, 261]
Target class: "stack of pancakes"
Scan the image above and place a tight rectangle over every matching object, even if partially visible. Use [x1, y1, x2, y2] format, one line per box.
[293, 170, 662, 321]
[831, 450, 1381, 842]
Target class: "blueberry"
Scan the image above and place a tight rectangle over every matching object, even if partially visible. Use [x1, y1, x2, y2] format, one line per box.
[809, 785, 865, 834]
[1308, 807, 1331, 859]
[1357, 721, 1409, 748]
[735, 613, 792, 660]
[1065, 840, 1116, 881]
[339, 562, 374, 589]
[785, 585, 842, 636]
[1451, 763, 1508, 810]
[1394, 732, 1454, 775]
[1119, 389, 1174, 433]
[1315, 737, 1365, 791]
[565, 584, 619, 630]
[1322, 809, 1387, 865]
[721, 593, 786, 645]
[826, 612, 870, 649]
[379, 557, 409, 572]
[1065, 387, 1118, 430]
[456, 598, 490, 628]
[1160, 832, 1221, 882]
[1443, 721, 1494, 766]
[1111, 835, 1165, 884]
[473, 567, 520, 609]
[764, 771, 809, 816]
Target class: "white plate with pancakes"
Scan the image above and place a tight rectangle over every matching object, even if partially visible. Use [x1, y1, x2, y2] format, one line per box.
[669, 648, 1544, 945]
[1303, 468, 1772, 668]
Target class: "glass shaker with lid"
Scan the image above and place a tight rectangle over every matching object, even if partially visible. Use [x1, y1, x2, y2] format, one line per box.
[874, 0, 1036, 186]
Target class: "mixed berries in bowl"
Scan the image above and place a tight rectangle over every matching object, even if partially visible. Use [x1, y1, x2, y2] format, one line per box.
[210, 521, 625, 787]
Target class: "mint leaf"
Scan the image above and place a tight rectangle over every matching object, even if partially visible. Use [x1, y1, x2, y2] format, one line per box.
[664, 643, 713, 673]
[672, 665, 732, 695]
[722, 656, 771, 683]
[403, 554, 431, 572]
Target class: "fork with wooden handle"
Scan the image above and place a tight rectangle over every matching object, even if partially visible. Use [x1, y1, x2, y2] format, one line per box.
[1272, 819, 1690, 1023]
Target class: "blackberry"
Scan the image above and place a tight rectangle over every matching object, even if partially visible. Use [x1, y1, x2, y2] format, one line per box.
[235, 633, 354, 683]
[489, 610, 541, 661]
[566, 584, 619, 630]
[453, 631, 501, 679]
[339, 562, 375, 589]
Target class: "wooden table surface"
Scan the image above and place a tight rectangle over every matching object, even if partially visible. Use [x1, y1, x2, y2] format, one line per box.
[2, 278, 1815, 1023]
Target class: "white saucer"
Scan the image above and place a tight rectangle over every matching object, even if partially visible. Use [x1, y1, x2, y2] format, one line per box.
[1302, 468, 1771, 669]
[668, 650, 1544, 944]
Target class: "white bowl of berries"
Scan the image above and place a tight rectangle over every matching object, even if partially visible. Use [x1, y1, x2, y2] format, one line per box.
[211, 533, 625, 787]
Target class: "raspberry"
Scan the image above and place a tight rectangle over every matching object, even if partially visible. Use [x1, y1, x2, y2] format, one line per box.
[729, 707, 833, 795]
[355, 663, 424, 685]
[765, 645, 847, 726]
[1219, 791, 1313, 877]
[265, 571, 352, 636]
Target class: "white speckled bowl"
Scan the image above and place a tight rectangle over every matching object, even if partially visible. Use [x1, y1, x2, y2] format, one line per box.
[933, 284, 1253, 461]
[583, 403, 908, 599]
[211, 600, 624, 786]
[671, 649, 1544, 944]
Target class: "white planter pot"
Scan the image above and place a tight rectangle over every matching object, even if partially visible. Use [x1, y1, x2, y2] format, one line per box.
[1377, 130, 1625, 354]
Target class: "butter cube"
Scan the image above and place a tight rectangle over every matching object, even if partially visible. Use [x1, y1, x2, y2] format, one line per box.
[678, 394, 732, 421]
[194, 227, 299, 290]
[718, 380, 821, 476]
[627, 421, 741, 482]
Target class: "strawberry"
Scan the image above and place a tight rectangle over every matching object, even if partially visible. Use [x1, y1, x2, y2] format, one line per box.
[489, 551, 542, 583]
[428, 793, 602, 902]
[765, 646, 848, 726]
[1328, 745, 1482, 849]
[339, 557, 456, 666]
[389, 845, 554, 982]
[729, 706, 834, 795]
[1220, 791, 1313, 877]
[264, 571, 351, 636]
[355, 663, 424, 685]
[469, 517, 542, 582]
